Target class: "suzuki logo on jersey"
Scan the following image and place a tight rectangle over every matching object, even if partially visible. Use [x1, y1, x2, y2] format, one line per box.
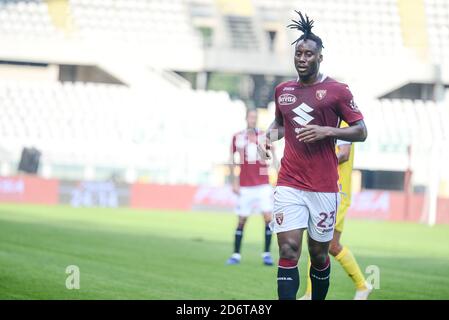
[278, 94, 297, 105]
[292, 103, 314, 126]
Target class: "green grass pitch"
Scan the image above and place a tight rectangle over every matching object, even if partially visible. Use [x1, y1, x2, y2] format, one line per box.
[0, 203, 448, 300]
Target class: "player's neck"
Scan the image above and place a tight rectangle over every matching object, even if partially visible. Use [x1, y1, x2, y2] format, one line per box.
[297, 72, 323, 87]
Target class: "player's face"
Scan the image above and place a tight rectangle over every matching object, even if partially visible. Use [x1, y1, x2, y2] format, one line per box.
[246, 111, 257, 129]
[294, 40, 323, 80]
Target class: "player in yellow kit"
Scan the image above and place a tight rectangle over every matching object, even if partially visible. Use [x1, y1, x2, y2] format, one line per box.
[300, 121, 373, 300]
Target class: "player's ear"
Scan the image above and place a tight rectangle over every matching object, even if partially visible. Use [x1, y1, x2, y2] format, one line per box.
[318, 54, 323, 63]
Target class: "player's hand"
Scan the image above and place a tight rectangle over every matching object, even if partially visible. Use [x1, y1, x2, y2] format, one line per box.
[296, 125, 331, 143]
[257, 141, 272, 160]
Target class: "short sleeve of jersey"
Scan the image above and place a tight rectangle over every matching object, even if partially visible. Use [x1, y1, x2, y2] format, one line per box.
[336, 85, 364, 124]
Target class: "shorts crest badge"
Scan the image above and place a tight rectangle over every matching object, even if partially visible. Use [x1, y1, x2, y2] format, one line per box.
[316, 89, 327, 101]
[275, 212, 284, 225]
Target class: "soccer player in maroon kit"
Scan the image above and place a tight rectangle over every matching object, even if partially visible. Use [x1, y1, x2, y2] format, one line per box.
[258, 11, 367, 300]
[227, 109, 276, 266]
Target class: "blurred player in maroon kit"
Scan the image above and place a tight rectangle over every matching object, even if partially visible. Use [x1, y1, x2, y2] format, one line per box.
[258, 11, 367, 300]
[227, 109, 278, 266]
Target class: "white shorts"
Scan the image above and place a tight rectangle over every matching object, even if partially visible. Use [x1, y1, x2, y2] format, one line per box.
[271, 186, 340, 242]
[235, 184, 274, 217]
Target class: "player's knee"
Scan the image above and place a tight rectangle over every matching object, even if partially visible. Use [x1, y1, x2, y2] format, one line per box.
[263, 213, 272, 224]
[238, 217, 247, 228]
[310, 252, 329, 269]
[309, 245, 329, 268]
[279, 241, 300, 260]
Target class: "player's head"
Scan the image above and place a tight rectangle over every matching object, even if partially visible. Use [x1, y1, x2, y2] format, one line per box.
[288, 11, 323, 81]
[246, 108, 257, 129]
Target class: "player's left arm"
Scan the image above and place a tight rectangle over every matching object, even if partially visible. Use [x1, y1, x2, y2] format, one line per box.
[296, 120, 367, 143]
[297, 85, 367, 143]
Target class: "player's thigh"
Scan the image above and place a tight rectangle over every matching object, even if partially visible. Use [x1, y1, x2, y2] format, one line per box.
[272, 186, 309, 234]
[304, 191, 340, 243]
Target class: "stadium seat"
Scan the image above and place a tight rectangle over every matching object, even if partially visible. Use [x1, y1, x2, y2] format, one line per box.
[0, 79, 245, 183]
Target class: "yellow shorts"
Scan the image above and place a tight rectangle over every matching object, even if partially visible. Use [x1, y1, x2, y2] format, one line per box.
[335, 200, 350, 233]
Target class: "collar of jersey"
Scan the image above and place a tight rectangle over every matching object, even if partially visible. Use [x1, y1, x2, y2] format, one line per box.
[295, 73, 327, 87]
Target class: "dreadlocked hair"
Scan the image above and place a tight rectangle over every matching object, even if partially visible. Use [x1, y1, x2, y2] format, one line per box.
[287, 10, 324, 48]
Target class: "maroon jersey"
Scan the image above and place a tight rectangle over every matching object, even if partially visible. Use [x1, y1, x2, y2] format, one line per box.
[275, 76, 364, 192]
[231, 129, 270, 187]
